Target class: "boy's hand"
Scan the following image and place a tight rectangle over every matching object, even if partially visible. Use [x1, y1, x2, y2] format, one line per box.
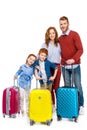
[49, 76, 55, 81]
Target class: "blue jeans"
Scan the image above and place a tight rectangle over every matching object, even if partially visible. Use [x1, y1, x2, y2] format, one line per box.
[62, 65, 84, 107]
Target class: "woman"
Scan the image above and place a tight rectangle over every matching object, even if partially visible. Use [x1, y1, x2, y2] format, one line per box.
[41, 26, 61, 112]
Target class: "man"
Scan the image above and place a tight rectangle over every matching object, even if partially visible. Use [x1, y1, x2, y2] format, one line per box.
[59, 16, 84, 115]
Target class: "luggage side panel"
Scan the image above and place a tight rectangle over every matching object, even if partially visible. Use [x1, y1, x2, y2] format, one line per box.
[2, 87, 20, 117]
[10, 87, 20, 115]
[56, 87, 79, 118]
[29, 89, 52, 122]
[2, 89, 7, 115]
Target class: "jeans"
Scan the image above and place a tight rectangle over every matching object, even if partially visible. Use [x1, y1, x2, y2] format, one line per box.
[62, 65, 84, 107]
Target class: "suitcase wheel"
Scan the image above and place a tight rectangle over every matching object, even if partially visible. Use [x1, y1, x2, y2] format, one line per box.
[46, 120, 51, 126]
[74, 117, 78, 122]
[30, 120, 34, 126]
[18, 112, 20, 115]
[57, 115, 62, 121]
[3, 114, 5, 118]
[70, 116, 78, 122]
[10, 114, 16, 118]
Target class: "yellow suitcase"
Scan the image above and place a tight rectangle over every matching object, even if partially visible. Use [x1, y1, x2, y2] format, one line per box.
[28, 89, 52, 125]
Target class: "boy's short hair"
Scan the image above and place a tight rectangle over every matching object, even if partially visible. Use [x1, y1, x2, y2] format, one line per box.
[38, 48, 48, 56]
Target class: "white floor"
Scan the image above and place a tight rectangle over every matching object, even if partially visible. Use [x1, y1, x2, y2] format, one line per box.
[0, 105, 87, 130]
[0, 1, 87, 129]
[0, 76, 87, 130]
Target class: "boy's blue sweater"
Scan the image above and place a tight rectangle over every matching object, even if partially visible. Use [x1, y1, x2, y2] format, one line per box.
[34, 59, 57, 85]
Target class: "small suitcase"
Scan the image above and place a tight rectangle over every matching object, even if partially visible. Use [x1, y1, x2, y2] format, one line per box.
[2, 81, 20, 118]
[56, 65, 79, 122]
[28, 81, 52, 125]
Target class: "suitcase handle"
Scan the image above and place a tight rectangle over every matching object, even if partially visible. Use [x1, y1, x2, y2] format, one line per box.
[6, 88, 11, 114]
[43, 80, 47, 89]
[64, 64, 74, 87]
[36, 79, 38, 89]
[13, 79, 19, 91]
[13, 78, 18, 86]
[36, 79, 47, 89]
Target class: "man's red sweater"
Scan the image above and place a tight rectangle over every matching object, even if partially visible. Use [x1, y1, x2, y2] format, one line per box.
[59, 30, 83, 65]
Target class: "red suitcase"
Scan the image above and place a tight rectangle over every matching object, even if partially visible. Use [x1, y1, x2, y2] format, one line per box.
[2, 86, 20, 118]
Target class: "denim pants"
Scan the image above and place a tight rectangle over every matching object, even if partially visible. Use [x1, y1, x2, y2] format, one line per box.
[62, 65, 84, 107]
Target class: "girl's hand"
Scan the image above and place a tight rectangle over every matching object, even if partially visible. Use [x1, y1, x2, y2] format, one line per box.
[14, 76, 17, 80]
[35, 75, 42, 80]
[35, 66, 41, 71]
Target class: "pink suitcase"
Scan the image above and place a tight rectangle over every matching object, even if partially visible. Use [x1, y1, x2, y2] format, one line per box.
[2, 86, 20, 118]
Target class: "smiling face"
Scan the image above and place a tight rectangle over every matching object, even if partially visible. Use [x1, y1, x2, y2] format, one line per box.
[59, 19, 69, 33]
[39, 52, 47, 62]
[49, 29, 56, 41]
[27, 55, 36, 66]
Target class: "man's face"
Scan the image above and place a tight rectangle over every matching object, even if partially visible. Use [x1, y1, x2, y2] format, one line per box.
[59, 19, 69, 33]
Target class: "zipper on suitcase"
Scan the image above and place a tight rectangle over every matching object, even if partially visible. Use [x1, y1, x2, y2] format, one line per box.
[6, 88, 11, 115]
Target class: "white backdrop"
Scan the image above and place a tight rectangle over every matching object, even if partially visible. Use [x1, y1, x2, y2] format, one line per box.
[0, 0, 87, 130]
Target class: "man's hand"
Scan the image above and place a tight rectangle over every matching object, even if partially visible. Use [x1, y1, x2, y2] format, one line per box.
[66, 59, 75, 64]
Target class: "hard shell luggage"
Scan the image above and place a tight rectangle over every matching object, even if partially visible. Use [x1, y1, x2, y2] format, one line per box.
[56, 87, 79, 122]
[2, 81, 20, 118]
[56, 65, 79, 122]
[28, 81, 52, 125]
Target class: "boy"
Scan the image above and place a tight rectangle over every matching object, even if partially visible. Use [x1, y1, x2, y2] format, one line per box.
[35, 48, 58, 92]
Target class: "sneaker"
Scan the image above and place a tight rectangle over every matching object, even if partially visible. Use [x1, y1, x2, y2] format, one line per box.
[26, 111, 29, 116]
[21, 110, 25, 116]
[52, 105, 56, 113]
[79, 106, 84, 115]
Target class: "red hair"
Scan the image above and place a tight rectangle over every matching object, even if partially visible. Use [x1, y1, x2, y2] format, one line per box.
[38, 48, 48, 56]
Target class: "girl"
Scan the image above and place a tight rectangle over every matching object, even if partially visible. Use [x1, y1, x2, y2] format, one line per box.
[14, 54, 36, 116]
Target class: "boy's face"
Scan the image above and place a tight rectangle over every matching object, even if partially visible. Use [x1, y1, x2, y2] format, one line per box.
[39, 52, 47, 62]
[27, 56, 36, 66]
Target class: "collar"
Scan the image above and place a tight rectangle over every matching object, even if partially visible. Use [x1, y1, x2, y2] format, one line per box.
[62, 29, 70, 36]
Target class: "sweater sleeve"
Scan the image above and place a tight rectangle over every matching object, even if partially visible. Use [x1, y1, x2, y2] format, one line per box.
[72, 32, 83, 62]
[49, 61, 58, 70]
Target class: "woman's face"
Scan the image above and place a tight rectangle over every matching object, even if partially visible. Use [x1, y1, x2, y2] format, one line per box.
[49, 29, 56, 41]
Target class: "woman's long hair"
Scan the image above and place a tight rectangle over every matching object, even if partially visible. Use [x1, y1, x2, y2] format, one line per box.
[45, 26, 58, 47]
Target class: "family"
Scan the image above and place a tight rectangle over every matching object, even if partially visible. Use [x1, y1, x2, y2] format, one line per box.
[14, 16, 84, 117]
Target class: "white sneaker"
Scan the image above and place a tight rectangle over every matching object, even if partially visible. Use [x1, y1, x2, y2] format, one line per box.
[21, 110, 25, 117]
[52, 105, 56, 113]
[79, 106, 84, 115]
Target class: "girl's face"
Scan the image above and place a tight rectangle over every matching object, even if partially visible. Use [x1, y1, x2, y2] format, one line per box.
[59, 19, 69, 33]
[27, 56, 36, 66]
[49, 29, 56, 41]
[39, 52, 47, 62]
